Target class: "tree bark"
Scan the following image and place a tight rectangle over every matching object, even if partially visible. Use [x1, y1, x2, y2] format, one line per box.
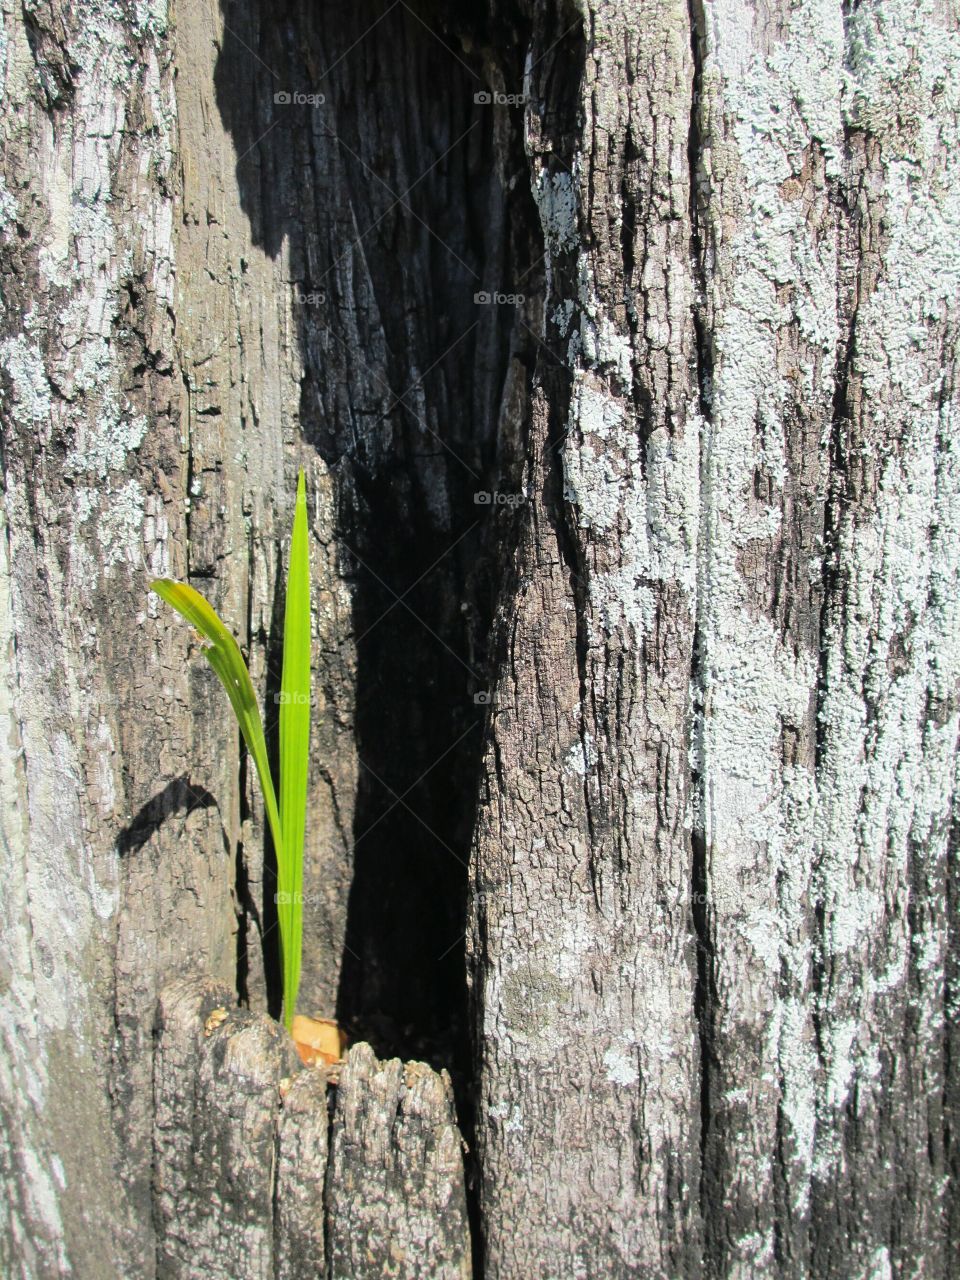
[1, 0, 958, 1277]
[153, 976, 471, 1280]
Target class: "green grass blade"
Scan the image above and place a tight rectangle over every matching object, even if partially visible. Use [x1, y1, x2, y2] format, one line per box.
[150, 471, 312, 1035]
[148, 577, 284, 884]
[278, 468, 311, 1029]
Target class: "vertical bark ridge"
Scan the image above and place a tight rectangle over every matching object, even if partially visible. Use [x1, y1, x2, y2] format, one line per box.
[693, 2, 841, 1273]
[811, 4, 960, 1275]
[470, 2, 703, 1273]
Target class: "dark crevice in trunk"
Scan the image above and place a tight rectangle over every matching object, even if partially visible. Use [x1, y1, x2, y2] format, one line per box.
[544, 349, 595, 887]
[182, 368, 195, 579]
[235, 530, 258, 1011]
[805, 27, 861, 1280]
[938, 338, 960, 1255]
[810, 115, 860, 1176]
[814, 251, 855, 778]
[691, 820, 718, 1279]
[686, 1, 719, 1273]
[234, 832, 252, 1008]
[809, 8, 875, 1255]
[261, 541, 287, 1023]
[214, 0, 541, 1265]
[945, 804, 960, 1252]
[321, 1083, 337, 1280]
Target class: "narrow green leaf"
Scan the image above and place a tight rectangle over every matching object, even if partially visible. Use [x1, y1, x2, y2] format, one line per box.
[150, 469, 312, 1034]
[278, 468, 311, 1029]
[148, 577, 284, 892]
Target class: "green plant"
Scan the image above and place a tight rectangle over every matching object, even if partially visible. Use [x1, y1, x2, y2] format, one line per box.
[150, 469, 311, 1031]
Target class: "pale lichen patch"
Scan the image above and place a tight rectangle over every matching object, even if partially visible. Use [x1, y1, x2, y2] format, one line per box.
[0, 173, 18, 234]
[602, 1044, 638, 1089]
[533, 167, 579, 256]
[0, 335, 53, 427]
[562, 378, 698, 646]
[66, 410, 147, 479]
[95, 480, 146, 576]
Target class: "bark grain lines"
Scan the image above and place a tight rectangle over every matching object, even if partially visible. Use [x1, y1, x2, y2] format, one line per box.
[469, 2, 703, 1274]
[0, 0, 958, 1277]
[471, 0, 960, 1275]
[154, 976, 471, 1280]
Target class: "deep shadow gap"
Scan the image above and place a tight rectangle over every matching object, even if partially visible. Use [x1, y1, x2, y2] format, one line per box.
[212, 7, 539, 1228]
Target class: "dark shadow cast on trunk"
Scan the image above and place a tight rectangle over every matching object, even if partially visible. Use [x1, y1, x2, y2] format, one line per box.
[212, 2, 542, 1140]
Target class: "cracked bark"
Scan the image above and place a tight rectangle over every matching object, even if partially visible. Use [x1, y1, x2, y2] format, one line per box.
[1, 0, 959, 1278]
[153, 976, 471, 1280]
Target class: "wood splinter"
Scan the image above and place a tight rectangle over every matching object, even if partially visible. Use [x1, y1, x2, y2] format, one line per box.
[291, 1015, 347, 1067]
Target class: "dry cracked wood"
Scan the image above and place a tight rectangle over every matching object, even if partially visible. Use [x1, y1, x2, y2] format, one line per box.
[1, 0, 958, 1276]
[152, 976, 471, 1280]
[276, 1069, 330, 1279]
[155, 976, 300, 1279]
[325, 1043, 472, 1280]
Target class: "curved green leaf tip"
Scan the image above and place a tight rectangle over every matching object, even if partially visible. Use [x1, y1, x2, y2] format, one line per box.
[149, 467, 311, 1033]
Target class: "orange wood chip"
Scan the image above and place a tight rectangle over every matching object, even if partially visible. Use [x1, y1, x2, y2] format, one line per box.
[203, 1007, 229, 1037]
[291, 1014, 347, 1067]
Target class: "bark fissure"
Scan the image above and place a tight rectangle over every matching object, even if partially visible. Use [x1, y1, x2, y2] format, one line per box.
[686, 1, 717, 1268]
[3, 0, 960, 1275]
[691, 823, 718, 1274]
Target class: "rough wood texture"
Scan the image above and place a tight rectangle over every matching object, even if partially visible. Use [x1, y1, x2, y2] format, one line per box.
[152, 976, 470, 1280]
[0, 2, 228, 1273]
[276, 1068, 330, 1280]
[467, 0, 960, 1276]
[467, 3, 703, 1274]
[154, 977, 301, 1278]
[1, 0, 958, 1276]
[326, 1043, 472, 1280]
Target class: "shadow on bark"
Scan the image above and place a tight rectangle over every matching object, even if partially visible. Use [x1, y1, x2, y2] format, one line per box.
[116, 775, 220, 857]
[211, 0, 539, 1101]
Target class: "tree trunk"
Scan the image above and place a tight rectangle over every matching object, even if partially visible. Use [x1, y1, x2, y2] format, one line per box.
[1, 0, 957, 1277]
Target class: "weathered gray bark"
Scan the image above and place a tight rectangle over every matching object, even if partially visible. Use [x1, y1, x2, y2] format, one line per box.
[469, 0, 960, 1276]
[1, 0, 958, 1277]
[325, 1044, 472, 1279]
[153, 976, 471, 1280]
[154, 977, 299, 1277]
